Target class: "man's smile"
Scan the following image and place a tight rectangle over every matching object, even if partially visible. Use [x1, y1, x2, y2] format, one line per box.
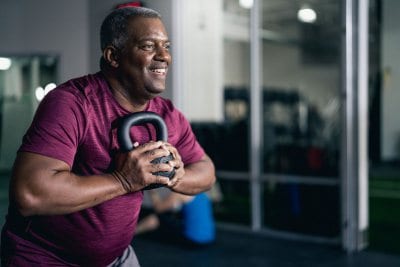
[150, 68, 167, 75]
[148, 65, 168, 77]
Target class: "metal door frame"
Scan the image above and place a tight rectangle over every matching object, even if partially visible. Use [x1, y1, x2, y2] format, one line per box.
[341, 0, 369, 252]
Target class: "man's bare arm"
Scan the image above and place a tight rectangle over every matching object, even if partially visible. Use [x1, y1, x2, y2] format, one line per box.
[10, 152, 124, 216]
[11, 142, 173, 217]
[168, 154, 216, 195]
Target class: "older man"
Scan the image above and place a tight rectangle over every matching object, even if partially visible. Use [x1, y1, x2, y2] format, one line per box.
[1, 7, 215, 266]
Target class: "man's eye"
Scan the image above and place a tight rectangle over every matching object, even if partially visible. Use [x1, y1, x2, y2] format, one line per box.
[164, 43, 171, 50]
[141, 44, 154, 51]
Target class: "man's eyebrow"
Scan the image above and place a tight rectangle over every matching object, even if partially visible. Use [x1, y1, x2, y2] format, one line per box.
[137, 37, 170, 42]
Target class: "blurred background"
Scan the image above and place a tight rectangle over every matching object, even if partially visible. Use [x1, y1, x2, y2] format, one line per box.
[0, 0, 399, 262]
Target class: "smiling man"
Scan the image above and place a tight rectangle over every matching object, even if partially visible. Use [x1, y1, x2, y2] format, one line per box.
[0, 7, 215, 267]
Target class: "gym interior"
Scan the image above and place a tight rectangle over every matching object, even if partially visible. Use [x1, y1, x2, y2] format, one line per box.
[0, 0, 400, 266]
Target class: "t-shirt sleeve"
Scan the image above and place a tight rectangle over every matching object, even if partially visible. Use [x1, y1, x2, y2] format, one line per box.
[19, 88, 86, 167]
[170, 111, 205, 165]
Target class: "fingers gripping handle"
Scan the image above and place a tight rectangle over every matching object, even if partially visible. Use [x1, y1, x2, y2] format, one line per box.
[117, 111, 175, 190]
[118, 111, 168, 152]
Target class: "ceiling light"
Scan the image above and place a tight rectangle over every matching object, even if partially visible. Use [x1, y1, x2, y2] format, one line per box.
[35, 83, 57, 101]
[297, 6, 317, 23]
[0, 57, 12, 70]
[44, 82, 57, 94]
[239, 0, 253, 9]
[35, 87, 45, 101]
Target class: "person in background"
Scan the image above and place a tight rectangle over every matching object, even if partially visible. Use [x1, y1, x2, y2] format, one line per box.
[0, 6, 215, 267]
[135, 188, 216, 247]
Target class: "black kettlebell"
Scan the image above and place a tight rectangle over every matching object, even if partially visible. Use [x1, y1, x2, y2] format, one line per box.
[117, 111, 175, 190]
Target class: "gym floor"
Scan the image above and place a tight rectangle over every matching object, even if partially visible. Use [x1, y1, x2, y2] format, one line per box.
[134, 229, 400, 267]
[1, 174, 400, 266]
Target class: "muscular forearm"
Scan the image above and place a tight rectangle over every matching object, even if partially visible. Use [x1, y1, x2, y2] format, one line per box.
[12, 141, 173, 217]
[170, 155, 216, 195]
[11, 152, 127, 217]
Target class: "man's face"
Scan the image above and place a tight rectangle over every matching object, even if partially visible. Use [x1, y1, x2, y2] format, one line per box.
[117, 17, 171, 99]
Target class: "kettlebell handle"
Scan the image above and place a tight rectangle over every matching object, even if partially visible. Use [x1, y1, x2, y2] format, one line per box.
[118, 111, 168, 152]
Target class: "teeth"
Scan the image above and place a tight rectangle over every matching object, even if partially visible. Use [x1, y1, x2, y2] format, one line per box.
[151, 69, 166, 74]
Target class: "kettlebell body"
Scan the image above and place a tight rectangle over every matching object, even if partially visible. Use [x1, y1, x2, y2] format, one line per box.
[117, 111, 175, 189]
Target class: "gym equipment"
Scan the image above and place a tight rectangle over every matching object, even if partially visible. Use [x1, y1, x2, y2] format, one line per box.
[118, 111, 175, 190]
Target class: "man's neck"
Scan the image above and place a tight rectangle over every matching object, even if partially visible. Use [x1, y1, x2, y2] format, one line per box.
[102, 71, 148, 113]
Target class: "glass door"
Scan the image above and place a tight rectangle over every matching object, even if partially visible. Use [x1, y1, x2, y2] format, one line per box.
[368, 0, 400, 254]
[172, 0, 369, 249]
[259, 1, 342, 239]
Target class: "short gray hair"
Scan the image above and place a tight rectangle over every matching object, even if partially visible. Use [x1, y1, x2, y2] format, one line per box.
[100, 7, 161, 51]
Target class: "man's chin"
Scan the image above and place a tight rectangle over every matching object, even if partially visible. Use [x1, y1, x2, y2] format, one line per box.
[145, 88, 165, 98]
[147, 84, 166, 94]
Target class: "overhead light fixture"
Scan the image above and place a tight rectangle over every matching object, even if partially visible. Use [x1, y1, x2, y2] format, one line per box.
[35, 86, 45, 102]
[297, 6, 317, 23]
[239, 0, 253, 9]
[44, 82, 57, 94]
[35, 82, 57, 101]
[0, 57, 12, 70]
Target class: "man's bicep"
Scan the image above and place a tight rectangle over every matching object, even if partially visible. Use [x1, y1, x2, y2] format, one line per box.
[10, 152, 71, 213]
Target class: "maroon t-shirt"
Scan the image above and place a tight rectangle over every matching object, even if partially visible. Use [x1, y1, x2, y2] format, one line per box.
[1, 72, 205, 266]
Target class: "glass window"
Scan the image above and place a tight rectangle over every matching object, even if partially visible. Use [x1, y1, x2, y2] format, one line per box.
[260, 1, 342, 237]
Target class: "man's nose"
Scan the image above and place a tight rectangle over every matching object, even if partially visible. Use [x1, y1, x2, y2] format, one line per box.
[154, 46, 170, 62]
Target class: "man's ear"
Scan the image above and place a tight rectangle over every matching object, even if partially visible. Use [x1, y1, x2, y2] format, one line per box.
[103, 46, 119, 68]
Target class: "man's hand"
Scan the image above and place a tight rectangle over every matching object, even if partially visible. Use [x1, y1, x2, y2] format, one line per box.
[112, 141, 175, 192]
[159, 142, 185, 189]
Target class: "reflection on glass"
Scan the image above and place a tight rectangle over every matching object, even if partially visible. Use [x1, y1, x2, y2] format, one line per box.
[260, 1, 341, 237]
[261, 1, 341, 178]
[263, 182, 340, 237]
[184, 0, 342, 234]
[220, 0, 251, 172]
[213, 180, 250, 225]
[369, 0, 400, 254]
